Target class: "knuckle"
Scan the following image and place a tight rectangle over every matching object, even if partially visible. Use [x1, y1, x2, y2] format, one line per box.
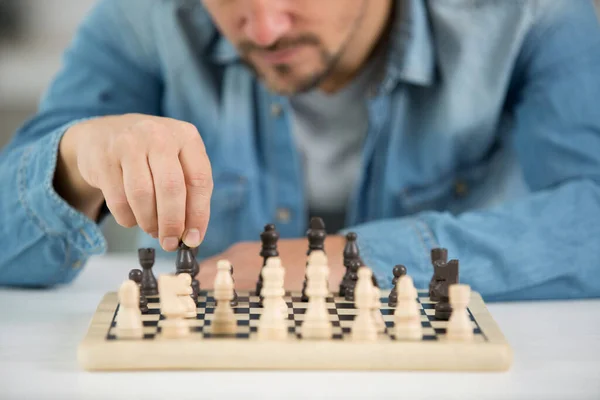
[128, 179, 154, 200]
[178, 122, 200, 139]
[187, 171, 213, 191]
[158, 172, 185, 195]
[160, 218, 185, 234]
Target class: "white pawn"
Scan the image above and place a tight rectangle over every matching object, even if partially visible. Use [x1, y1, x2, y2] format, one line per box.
[116, 280, 143, 339]
[212, 260, 237, 335]
[176, 274, 197, 319]
[258, 265, 288, 340]
[371, 284, 386, 334]
[264, 257, 288, 315]
[351, 267, 378, 342]
[446, 284, 474, 341]
[158, 275, 190, 338]
[302, 251, 332, 339]
[394, 276, 422, 340]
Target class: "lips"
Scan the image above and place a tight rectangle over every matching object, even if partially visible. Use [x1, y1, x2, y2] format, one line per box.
[260, 46, 302, 64]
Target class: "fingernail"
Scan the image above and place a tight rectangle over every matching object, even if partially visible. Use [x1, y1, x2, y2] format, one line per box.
[150, 232, 158, 239]
[162, 236, 179, 251]
[183, 229, 201, 247]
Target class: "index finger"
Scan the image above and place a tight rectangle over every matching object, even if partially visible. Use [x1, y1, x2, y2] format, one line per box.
[179, 136, 213, 248]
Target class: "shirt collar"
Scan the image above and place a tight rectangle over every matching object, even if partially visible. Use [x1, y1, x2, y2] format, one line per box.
[209, 0, 436, 88]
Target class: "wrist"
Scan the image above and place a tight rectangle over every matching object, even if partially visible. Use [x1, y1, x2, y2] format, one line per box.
[54, 123, 104, 219]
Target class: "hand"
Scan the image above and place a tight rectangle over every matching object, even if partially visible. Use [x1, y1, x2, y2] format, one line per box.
[197, 235, 346, 292]
[57, 114, 213, 251]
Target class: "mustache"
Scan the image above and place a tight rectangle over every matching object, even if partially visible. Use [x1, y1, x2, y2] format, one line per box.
[238, 34, 321, 55]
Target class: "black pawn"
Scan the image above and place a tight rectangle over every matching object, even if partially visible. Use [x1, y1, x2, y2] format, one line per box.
[387, 264, 407, 307]
[339, 232, 360, 297]
[256, 223, 279, 298]
[176, 242, 195, 275]
[129, 268, 149, 313]
[301, 217, 327, 302]
[138, 248, 158, 296]
[344, 259, 361, 302]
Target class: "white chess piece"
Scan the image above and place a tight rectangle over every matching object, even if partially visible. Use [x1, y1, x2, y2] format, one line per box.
[265, 257, 288, 315]
[116, 280, 143, 339]
[258, 264, 288, 340]
[158, 275, 191, 338]
[302, 252, 332, 339]
[371, 284, 386, 333]
[351, 267, 378, 341]
[394, 276, 422, 340]
[446, 284, 474, 341]
[175, 273, 197, 319]
[212, 260, 237, 335]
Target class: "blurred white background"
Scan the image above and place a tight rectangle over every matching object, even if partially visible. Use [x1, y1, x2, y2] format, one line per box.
[1, 0, 599, 252]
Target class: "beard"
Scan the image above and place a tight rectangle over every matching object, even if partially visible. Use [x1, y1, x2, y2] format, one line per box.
[238, 34, 343, 95]
[236, 2, 367, 96]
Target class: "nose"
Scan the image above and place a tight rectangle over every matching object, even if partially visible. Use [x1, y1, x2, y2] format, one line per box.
[242, 0, 291, 47]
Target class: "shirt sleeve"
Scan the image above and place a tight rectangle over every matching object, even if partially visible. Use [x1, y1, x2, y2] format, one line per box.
[344, 0, 600, 302]
[0, 0, 162, 287]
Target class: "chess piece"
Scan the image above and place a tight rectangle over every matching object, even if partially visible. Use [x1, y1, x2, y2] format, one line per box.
[191, 254, 200, 303]
[372, 283, 386, 333]
[256, 224, 279, 298]
[344, 259, 361, 302]
[387, 264, 407, 307]
[302, 250, 332, 339]
[139, 248, 158, 296]
[446, 284, 474, 341]
[351, 267, 378, 342]
[301, 217, 326, 302]
[115, 280, 143, 339]
[394, 276, 422, 340]
[429, 248, 448, 300]
[158, 275, 191, 338]
[264, 257, 288, 315]
[212, 260, 237, 335]
[257, 262, 288, 341]
[339, 232, 360, 297]
[434, 260, 459, 320]
[176, 274, 197, 318]
[230, 264, 239, 307]
[128, 268, 148, 313]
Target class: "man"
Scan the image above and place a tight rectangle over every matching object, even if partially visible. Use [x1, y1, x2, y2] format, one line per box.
[0, 0, 599, 301]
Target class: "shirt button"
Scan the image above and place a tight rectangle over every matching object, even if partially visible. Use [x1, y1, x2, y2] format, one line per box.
[271, 104, 283, 117]
[276, 208, 291, 223]
[454, 181, 468, 197]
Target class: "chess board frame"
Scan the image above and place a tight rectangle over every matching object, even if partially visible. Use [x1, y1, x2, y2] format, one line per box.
[78, 289, 512, 371]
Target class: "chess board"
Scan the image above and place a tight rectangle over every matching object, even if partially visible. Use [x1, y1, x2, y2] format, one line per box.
[78, 289, 512, 371]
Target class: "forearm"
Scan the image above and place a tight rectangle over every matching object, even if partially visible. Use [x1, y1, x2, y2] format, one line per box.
[0, 124, 107, 287]
[346, 179, 600, 302]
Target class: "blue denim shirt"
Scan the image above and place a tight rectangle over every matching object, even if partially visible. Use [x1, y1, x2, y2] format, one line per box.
[1, 0, 599, 302]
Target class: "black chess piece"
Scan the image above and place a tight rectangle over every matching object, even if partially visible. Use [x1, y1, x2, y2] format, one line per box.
[434, 284, 452, 320]
[230, 264, 238, 307]
[301, 217, 327, 302]
[176, 242, 195, 275]
[344, 259, 361, 302]
[138, 248, 158, 296]
[387, 264, 407, 307]
[128, 268, 149, 313]
[191, 255, 200, 304]
[429, 260, 447, 302]
[429, 248, 448, 298]
[339, 232, 360, 297]
[256, 223, 279, 298]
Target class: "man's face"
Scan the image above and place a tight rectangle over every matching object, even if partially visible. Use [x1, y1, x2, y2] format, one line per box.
[202, 0, 368, 95]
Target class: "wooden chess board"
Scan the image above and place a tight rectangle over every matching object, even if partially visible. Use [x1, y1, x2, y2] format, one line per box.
[78, 289, 512, 371]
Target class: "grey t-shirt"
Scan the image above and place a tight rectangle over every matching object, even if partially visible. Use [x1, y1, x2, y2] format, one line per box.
[290, 62, 377, 232]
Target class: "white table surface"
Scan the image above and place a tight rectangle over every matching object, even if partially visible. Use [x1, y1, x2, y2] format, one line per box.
[1, 254, 599, 400]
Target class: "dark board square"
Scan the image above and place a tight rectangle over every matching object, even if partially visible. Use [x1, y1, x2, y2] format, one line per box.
[338, 314, 354, 321]
[237, 320, 250, 326]
[250, 314, 260, 320]
[234, 308, 250, 314]
[143, 320, 158, 327]
[335, 303, 355, 310]
[421, 304, 436, 310]
[147, 309, 161, 315]
[292, 308, 307, 315]
[146, 297, 160, 304]
[381, 309, 394, 316]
